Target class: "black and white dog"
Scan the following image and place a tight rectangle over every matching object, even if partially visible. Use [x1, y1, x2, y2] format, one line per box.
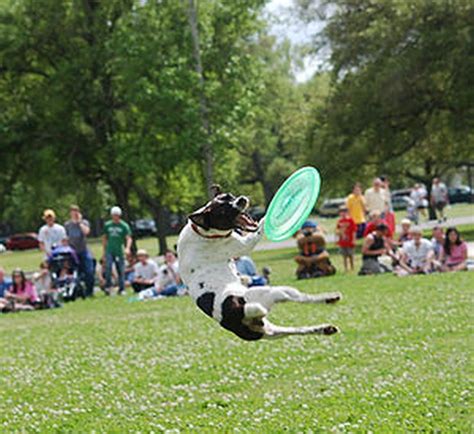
[177, 191, 341, 341]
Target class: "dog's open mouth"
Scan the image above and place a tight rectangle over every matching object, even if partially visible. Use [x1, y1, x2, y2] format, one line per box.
[236, 213, 259, 232]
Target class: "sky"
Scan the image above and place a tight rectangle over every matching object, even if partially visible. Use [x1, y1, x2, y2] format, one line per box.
[265, 0, 327, 82]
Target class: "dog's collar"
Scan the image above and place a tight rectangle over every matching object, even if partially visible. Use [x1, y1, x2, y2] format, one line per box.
[191, 223, 232, 239]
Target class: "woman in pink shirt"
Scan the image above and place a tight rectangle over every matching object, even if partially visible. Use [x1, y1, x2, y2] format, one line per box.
[6, 268, 38, 311]
[441, 227, 468, 272]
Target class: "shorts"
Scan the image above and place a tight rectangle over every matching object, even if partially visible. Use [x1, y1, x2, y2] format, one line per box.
[356, 223, 366, 239]
[339, 247, 354, 257]
[434, 201, 447, 211]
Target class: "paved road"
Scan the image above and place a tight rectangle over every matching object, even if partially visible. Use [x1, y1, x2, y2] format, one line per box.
[256, 215, 474, 253]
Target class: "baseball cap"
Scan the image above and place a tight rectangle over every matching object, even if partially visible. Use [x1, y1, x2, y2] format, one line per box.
[110, 206, 122, 216]
[401, 218, 412, 225]
[43, 209, 56, 219]
[70, 204, 80, 211]
[136, 249, 148, 257]
[301, 220, 317, 230]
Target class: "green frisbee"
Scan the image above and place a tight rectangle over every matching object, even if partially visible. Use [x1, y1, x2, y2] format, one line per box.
[264, 166, 321, 242]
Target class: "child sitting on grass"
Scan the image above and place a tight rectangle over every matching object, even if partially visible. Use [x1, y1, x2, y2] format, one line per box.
[335, 206, 356, 272]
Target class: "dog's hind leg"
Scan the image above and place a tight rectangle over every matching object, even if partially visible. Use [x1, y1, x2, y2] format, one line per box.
[245, 286, 341, 309]
[263, 319, 339, 339]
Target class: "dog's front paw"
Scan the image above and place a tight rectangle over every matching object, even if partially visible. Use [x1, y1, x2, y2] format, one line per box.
[321, 324, 339, 335]
[325, 292, 342, 304]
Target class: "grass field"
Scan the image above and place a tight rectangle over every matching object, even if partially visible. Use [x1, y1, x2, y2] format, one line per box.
[0, 247, 472, 432]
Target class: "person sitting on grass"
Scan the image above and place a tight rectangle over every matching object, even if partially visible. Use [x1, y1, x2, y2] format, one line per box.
[335, 206, 356, 272]
[155, 250, 184, 296]
[398, 219, 413, 245]
[125, 251, 138, 288]
[234, 256, 270, 287]
[396, 228, 434, 275]
[440, 227, 468, 272]
[0, 267, 12, 313]
[295, 221, 336, 279]
[0, 267, 12, 298]
[359, 224, 390, 275]
[132, 249, 159, 293]
[32, 261, 60, 309]
[363, 210, 393, 239]
[4, 269, 39, 312]
[134, 250, 185, 300]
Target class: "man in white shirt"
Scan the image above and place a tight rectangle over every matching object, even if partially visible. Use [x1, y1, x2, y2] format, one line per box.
[38, 209, 67, 256]
[364, 178, 388, 216]
[132, 249, 159, 293]
[399, 228, 434, 274]
[430, 178, 449, 223]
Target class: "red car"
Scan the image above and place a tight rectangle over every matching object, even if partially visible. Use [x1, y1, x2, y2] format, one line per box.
[6, 233, 39, 251]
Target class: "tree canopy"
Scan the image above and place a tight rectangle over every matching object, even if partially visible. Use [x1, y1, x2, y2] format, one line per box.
[1, 0, 472, 248]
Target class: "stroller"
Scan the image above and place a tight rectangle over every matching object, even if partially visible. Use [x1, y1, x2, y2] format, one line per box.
[48, 245, 84, 302]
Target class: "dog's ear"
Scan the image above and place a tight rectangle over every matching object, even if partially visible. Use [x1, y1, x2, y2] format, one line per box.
[210, 184, 222, 197]
[189, 208, 210, 230]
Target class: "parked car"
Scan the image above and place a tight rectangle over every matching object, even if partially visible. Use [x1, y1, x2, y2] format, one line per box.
[391, 195, 412, 211]
[169, 214, 187, 234]
[391, 188, 413, 199]
[317, 198, 346, 218]
[6, 233, 39, 250]
[131, 219, 157, 238]
[448, 186, 473, 204]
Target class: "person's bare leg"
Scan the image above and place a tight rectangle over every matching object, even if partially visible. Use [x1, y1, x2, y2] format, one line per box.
[263, 319, 339, 339]
[349, 255, 354, 271]
[343, 256, 348, 272]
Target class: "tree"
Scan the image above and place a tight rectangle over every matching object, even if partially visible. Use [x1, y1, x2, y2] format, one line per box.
[300, 0, 474, 201]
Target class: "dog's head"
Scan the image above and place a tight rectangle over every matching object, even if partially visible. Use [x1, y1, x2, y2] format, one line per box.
[189, 187, 258, 233]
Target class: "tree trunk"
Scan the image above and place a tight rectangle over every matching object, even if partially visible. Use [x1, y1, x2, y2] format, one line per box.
[110, 180, 132, 222]
[187, 0, 214, 199]
[252, 150, 273, 205]
[153, 204, 169, 255]
[134, 186, 168, 255]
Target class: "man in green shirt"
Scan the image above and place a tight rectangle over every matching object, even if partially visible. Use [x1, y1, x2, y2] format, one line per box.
[102, 206, 132, 295]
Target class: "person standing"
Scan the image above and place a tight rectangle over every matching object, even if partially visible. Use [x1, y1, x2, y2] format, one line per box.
[364, 178, 388, 216]
[102, 206, 132, 295]
[335, 206, 357, 272]
[346, 183, 367, 239]
[410, 183, 428, 222]
[38, 209, 66, 256]
[430, 178, 449, 223]
[65, 205, 96, 297]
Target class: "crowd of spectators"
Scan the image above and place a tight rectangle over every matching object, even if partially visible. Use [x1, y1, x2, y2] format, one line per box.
[0, 205, 187, 314]
[294, 176, 471, 278]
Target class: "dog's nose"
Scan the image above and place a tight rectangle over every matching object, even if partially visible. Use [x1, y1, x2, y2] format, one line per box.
[234, 196, 249, 211]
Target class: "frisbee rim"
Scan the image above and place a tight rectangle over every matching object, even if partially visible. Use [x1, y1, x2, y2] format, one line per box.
[264, 166, 321, 242]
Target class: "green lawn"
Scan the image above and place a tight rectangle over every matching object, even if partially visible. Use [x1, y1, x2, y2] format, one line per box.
[0, 248, 472, 432]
